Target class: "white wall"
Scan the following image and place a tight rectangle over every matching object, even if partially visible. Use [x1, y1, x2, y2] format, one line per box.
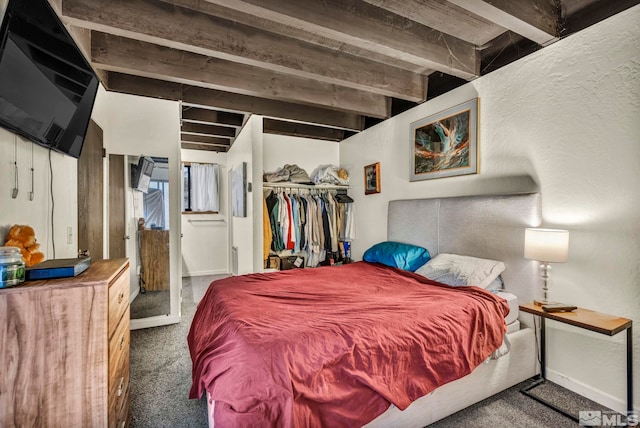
[180, 149, 229, 276]
[0, 131, 78, 259]
[263, 134, 340, 177]
[340, 6, 640, 413]
[251, 118, 265, 273]
[226, 115, 264, 274]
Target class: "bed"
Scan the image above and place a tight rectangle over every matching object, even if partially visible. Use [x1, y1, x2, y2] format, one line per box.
[189, 193, 542, 427]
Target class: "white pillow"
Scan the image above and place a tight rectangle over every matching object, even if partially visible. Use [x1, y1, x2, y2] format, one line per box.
[415, 253, 505, 289]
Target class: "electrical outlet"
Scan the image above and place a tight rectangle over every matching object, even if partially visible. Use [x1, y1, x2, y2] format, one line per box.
[66, 227, 73, 244]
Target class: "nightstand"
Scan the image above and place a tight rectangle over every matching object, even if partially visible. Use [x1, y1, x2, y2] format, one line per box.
[519, 303, 633, 420]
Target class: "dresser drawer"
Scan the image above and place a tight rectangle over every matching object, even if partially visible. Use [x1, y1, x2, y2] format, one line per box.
[115, 380, 131, 428]
[108, 354, 130, 426]
[108, 365, 130, 427]
[108, 268, 130, 338]
[109, 306, 130, 382]
[108, 307, 130, 425]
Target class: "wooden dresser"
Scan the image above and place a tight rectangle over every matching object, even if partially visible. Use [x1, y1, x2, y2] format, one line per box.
[0, 258, 131, 428]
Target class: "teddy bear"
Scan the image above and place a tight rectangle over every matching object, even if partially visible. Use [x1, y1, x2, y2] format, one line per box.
[4, 224, 45, 267]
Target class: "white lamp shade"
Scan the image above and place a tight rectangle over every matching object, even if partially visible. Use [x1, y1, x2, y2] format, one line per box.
[524, 228, 569, 263]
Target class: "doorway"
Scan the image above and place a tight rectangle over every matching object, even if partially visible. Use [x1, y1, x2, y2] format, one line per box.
[77, 120, 103, 260]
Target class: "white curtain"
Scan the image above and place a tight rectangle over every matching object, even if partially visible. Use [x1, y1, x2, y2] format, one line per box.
[144, 188, 166, 229]
[191, 163, 219, 212]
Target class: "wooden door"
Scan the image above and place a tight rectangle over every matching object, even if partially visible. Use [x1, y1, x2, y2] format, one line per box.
[108, 154, 127, 258]
[77, 120, 104, 260]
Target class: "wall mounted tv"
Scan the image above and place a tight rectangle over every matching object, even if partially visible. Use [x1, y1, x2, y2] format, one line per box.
[131, 156, 155, 193]
[0, 0, 99, 158]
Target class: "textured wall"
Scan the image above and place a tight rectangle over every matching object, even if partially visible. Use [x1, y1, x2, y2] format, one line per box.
[263, 134, 340, 177]
[227, 115, 263, 275]
[0, 130, 78, 259]
[340, 5, 640, 412]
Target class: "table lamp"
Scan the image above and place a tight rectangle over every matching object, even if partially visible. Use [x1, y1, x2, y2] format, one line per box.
[524, 228, 569, 306]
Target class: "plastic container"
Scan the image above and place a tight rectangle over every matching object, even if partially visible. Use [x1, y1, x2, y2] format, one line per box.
[0, 246, 25, 288]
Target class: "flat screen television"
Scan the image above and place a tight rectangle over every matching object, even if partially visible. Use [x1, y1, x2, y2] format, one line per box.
[131, 156, 155, 193]
[0, 0, 99, 158]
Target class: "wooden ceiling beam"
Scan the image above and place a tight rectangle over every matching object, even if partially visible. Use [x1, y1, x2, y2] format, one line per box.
[192, 0, 478, 79]
[181, 85, 365, 132]
[181, 123, 236, 138]
[60, 0, 426, 100]
[91, 33, 390, 119]
[181, 108, 244, 128]
[103, 71, 183, 101]
[181, 134, 231, 145]
[448, 0, 559, 45]
[263, 119, 345, 142]
[361, 0, 506, 46]
[162, 0, 430, 75]
[181, 143, 228, 152]
[105, 73, 365, 132]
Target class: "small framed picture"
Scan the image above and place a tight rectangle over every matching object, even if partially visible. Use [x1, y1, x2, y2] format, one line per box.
[364, 162, 380, 195]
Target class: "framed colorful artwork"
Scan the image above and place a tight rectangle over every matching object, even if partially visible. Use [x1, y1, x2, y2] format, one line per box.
[410, 98, 479, 181]
[364, 162, 380, 195]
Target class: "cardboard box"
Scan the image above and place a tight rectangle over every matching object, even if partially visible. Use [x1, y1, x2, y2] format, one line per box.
[265, 255, 280, 270]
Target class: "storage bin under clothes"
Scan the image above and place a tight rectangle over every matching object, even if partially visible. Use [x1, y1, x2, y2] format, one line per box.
[264, 255, 306, 270]
[279, 255, 305, 270]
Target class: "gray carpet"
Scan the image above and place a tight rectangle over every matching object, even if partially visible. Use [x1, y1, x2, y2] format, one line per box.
[129, 276, 615, 427]
[129, 277, 209, 428]
[429, 379, 611, 428]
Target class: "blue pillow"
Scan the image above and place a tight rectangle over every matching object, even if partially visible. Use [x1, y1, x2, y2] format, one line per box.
[363, 241, 431, 272]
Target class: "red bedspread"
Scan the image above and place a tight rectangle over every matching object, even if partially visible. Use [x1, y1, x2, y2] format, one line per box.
[188, 262, 509, 427]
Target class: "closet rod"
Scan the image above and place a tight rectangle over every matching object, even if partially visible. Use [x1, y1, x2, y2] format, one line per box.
[188, 218, 226, 223]
[262, 182, 350, 190]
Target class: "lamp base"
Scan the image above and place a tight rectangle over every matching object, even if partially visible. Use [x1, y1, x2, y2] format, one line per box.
[534, 299, 558, 307]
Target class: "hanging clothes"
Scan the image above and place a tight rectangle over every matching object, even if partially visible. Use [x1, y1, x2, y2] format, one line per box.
[283, 192, 295, 250]
[262, 190, 273, 261]
[278, 192, 290, 251]
[266, 191, 283, 252]
[342, 203, 356, 241]
[263, 187, 353, 267]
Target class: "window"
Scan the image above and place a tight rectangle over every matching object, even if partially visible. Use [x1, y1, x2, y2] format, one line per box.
[144, 159, 170, 229]
[182, 162, 220, 213]
[145, 180, 169, 229]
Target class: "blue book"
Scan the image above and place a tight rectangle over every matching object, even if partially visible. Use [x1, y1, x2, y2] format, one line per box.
[26, 257, 91, 280]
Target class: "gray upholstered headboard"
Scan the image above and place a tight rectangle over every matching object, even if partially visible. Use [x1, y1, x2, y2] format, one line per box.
[388, 193, 541, 314]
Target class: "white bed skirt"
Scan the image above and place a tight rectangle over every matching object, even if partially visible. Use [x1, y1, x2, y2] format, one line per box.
[206, 328, 537, 428]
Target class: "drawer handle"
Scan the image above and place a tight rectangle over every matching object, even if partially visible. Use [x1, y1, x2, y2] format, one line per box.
[118, 291, 124, 304]
[119, 333, 125, 350]
[117, 377, 125, 397]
